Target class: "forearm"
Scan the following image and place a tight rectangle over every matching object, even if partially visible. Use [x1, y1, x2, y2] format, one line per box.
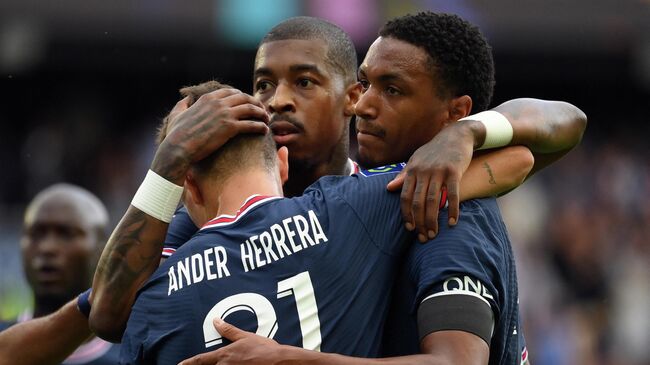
[90, 206, 169, 342]
[90, 141, 189, 341]
[459, 146, 534, 200]
[493, 98, 587, 154]
[271, 345, 451, 365]
[0, 300, 91, 365]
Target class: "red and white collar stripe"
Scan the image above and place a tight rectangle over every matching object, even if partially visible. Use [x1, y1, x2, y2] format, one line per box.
[348, 158, 360, 175]
[201, 195, 282, 230]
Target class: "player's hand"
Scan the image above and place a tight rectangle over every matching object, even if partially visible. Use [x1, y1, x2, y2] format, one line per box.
[152, 88, 270, 185]
[386, 122, 474, 242]
[178, 319, 283, 365]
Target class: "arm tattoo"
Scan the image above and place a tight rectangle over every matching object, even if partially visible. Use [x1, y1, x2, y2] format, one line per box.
[95, 208, 166, 300]
[482, 162, 497, 185]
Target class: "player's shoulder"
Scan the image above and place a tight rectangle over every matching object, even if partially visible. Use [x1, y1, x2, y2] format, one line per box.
[307, 163, 405, 196]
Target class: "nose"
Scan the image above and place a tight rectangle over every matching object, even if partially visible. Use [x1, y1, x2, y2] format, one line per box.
[36, 231, 62, 256]
[354, 87, 378, 121]
[268, 82, 296, 114]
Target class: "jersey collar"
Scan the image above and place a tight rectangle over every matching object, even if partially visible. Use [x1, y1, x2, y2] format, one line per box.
[201, 195, 283, 230]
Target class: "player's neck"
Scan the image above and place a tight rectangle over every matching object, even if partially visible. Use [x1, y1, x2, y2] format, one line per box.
[209, 169, 283, 219]
[283, 152, 350, 198]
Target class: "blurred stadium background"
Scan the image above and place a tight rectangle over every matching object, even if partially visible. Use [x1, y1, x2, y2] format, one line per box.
[1, 0, 648, 364]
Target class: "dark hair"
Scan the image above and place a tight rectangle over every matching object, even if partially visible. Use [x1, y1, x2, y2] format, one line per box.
[379, 12, 495, 112]
[260, 16, 357, 84]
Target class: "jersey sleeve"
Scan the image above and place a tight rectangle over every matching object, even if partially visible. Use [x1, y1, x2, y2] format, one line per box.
[119, 303, 148, 365]
[162, 206, 198, 258]
[404, 198, 508, 345]
[308, 164, 408, 256]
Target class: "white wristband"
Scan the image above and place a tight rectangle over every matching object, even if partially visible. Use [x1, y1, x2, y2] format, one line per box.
[131, 170, 184, 223]
[459, 111, 513, 150]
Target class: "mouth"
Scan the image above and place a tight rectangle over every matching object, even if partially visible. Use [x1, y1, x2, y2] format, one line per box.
[270, 121, 301, 145]
[355, 119, 384, 139]
[33, 263, 63, 283]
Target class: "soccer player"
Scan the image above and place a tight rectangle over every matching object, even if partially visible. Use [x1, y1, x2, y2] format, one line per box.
[0, 184, 120, 364]
[92, 13, 585, 363]
[180, 13, 585, 364]
[116, 84, 521, 364]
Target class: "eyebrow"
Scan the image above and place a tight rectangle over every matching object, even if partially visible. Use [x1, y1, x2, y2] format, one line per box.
[358, 67, 408, 83]
[253, 67, 274, 78]
[254, 64, 325, 79]
[288, 64, 324, 75]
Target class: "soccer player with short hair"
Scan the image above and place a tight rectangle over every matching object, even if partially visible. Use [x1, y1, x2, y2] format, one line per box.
[91, 13, 585, 365]
[117, 84, 521, 364]
[0, 184, 120, 364]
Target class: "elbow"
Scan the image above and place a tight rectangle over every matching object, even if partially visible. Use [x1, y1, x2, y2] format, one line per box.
[508, 146, 535, 187]
[574, 107, 588, 142]
[88, 307, 127, 343]
[562, 102, 588, 145]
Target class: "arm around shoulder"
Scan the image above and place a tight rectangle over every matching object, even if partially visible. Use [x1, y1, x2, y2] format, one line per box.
[492, 98, 587, 175]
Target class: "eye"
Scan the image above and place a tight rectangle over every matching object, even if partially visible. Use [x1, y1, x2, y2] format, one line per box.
[358, 79, 369, 91]
[297, 78, 315, 88]
[255, 80, 273, 92]
[386, 86, 401, 96]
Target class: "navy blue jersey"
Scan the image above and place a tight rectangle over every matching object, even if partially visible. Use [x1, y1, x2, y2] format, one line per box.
[161, 159, 361, 258]
[381, 198, 526, 365]
[120, 169, 414, 364]
[161, 206, 198, 258]
[0, 319, 120, 364]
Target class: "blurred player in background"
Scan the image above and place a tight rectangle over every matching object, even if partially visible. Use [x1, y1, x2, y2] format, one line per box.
[0, 184, 119, 364]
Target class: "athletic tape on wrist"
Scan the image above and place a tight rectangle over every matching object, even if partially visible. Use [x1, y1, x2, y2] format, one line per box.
[131, 169, 184, 223]
[460, 111, 513, 150]
[77, 288, 92, 318]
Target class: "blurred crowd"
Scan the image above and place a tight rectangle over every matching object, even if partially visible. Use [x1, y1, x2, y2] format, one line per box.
[501, 139, 650, 365]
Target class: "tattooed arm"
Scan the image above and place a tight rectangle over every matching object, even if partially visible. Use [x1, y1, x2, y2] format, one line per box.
[389, 98, 586, 241]
[89, 88, 269, 342]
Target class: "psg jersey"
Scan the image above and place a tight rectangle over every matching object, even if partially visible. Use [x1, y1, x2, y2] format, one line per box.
[120, 168, 413, 364]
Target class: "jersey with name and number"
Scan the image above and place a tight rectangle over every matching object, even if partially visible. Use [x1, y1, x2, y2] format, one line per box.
[120, 166, 415, 364]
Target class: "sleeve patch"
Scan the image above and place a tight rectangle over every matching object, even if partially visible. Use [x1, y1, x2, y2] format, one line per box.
[417, 292, 494, 345]
[358, 163, 406, 177]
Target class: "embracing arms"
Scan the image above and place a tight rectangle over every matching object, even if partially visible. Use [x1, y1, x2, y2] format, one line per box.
[89, 89, 269, 341]
[392, 98, 586, 240]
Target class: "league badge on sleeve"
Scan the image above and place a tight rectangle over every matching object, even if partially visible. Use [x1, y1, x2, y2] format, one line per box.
[358, 163, 406, 177]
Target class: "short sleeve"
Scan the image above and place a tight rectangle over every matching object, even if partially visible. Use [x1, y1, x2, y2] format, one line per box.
[404, 198, 508, 343]
[162, 206, 198, 258]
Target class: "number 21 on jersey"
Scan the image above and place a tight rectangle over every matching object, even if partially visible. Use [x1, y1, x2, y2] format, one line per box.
[202, 271, 322, 350]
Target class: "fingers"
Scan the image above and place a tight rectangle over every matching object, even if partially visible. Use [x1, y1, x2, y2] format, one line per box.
[424, 178, 441, 240]
[411, 173, 430, 243]
[386, 171, 405, 192]
[170, 96, 191, 115]
[399, 170, 416, 232]
[214, 318, 248, 342]
[228, 103, 270, 125]
[177, 350, 220, 365]
[446, 177, 460, 226]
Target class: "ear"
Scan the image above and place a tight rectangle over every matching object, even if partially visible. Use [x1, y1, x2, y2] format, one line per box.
[184, 172, 204, 207]
[276, 146, 289, 185]
[343, 82, 363, 117]
[447, 95, 473, 123]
